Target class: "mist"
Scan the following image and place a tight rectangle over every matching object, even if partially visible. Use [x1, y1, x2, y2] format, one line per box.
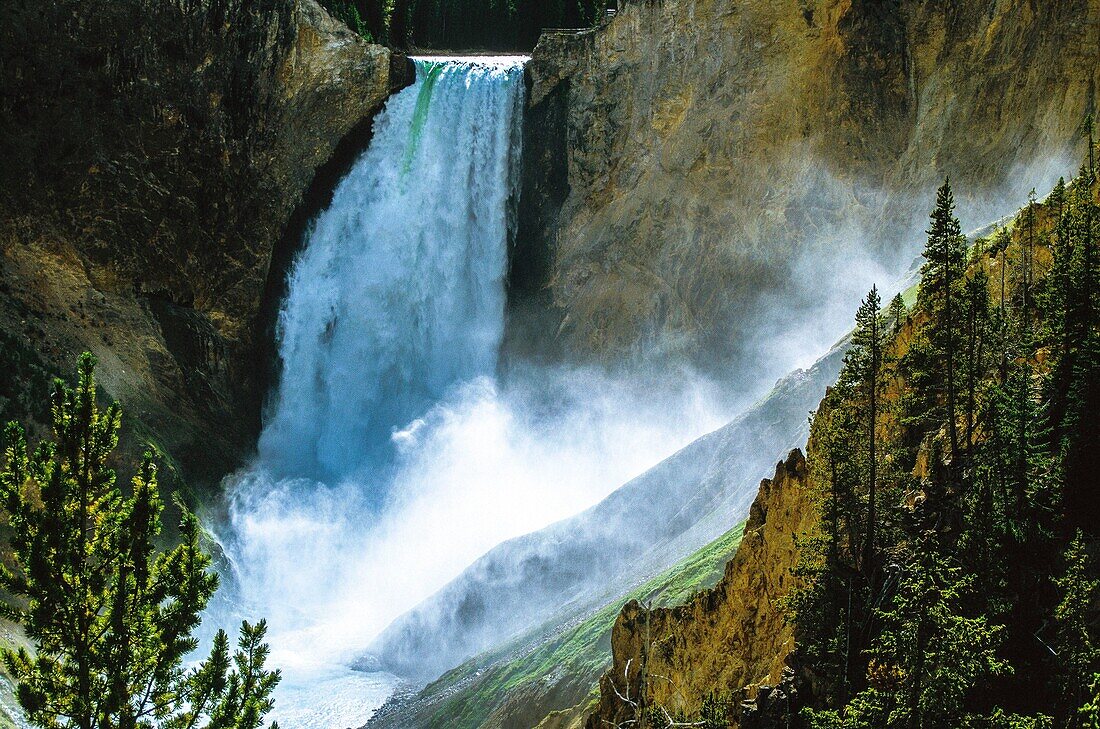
[206, 45, 1085, 728]
[728, 147, 1080, 391]
[213, 363, 730, 726]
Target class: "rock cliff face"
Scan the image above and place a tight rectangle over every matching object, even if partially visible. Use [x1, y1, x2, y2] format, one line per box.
[585, 449, 819, 727]
[0, 0, 409, 484]
[511, 0, 1099, 375]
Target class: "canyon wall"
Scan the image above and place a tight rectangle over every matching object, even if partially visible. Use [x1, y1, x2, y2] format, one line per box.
[0, 0, 410, 484]
[584, 450, 818, 726]
[511, 0, 1100, 375]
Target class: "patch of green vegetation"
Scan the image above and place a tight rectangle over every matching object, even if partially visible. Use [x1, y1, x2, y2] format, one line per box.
[419, 521, 746, 729]
[321, 0, 374, 41]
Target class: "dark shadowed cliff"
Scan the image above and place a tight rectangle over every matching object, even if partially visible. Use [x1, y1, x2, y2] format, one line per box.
[0, 0, 410, 486]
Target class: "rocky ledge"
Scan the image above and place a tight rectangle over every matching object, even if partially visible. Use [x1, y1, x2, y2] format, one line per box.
[585, 449, 818, 727]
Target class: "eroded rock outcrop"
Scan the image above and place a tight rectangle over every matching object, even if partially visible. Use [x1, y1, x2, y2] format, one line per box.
[512, 0, 1100, 375]
[585, 449, 818, 727]
[0, 0, 410, 484]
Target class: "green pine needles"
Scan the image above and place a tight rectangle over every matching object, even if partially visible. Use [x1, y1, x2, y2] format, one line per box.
[0, 353, 280, 729]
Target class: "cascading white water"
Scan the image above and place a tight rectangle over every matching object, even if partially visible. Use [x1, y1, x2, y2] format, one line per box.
[258, 57, 524, 490]
[216, 57, 528, 728]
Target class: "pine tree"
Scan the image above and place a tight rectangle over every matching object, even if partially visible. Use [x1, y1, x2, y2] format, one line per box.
[832, 543, 1007, 729]
[961, 269, 991, 456]
[989, 226, 1011, 320]
[353, 0, 386, 42]
[696, 693, 733, 729]
[391, 0, 410, 48]
[1044, 179, 1072, 345]
[788, 379, 880, 711]
[1086, 112, 1096, 183]
[1023, 189, 1038, 316]
[845, 286, 887, 575]
[1081, 675, 1100, 728]
[1053, 532, 1100, 727]
[0, 354, 281, 729]
[797, 160, 1100, 728]
[887, 294, 906, 333]
[1050, 177, 1068, 220]
[1048, 180, 1098, 454]
[917, 178, 968, 475]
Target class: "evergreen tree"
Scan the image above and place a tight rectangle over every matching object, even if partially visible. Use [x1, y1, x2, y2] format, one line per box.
[1048, 179, 1098, 484]
[696, 693, 733, 729]
[989, 226, 1012, 320]
[1050, 176, 1068, 221]
[916, 178, 968, 475]
[1081, 675, 1100, 727]
[805, 543, 1009, 729]
[1053, 532, 1100, 726]
[845, 286, 887, 575]
[391, 0, 410, 48]
[789, 376, 880, 710]
[354, 0, 386, 43]
[961, 269, 991, 456]
[793, 155, 1100, 728]
[888, 293, 906, 333]
[1086, 113, 1095, 183]
[1022, 189, 1038, 316]
[0, 354, 280, 729]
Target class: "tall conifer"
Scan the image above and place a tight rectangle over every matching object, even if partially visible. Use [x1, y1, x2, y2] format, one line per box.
[0, 355, 281, 729]
[918, 179, 967, 474]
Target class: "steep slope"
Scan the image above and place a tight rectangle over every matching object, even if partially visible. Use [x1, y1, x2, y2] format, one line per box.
[366, 340, 846, 686]
[582, 171, 1100, 727]
[0, 0, 410, 485]
[511, 0, 1099, 378]
[370, 523, 747, 729]
[390, 221, 976, 729]
[585, 451, 815, 727]
[371, 226, 926, 710]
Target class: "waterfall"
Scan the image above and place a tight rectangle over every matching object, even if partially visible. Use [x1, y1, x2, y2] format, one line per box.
[215, 57, 528, 729]
[258, 57, 525, 491]
[217, 56, 727, 729]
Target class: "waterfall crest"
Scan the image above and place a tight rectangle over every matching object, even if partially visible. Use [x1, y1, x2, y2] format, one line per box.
[258, 57, 525, 490]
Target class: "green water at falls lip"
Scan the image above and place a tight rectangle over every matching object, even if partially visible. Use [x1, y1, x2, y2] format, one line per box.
[401, 61, 445, 178]
[401, 56, 529, 180]
[255, 53, 526, 484]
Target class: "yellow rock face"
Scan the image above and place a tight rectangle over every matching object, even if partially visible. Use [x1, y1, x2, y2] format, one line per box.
[586, 449, 819, 725]
[519, 0, 1100, 371]
[0, 0, 406, 485]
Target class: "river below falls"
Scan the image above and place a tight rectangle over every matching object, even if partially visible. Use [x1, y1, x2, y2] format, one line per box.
[271, 666, 400, 729]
